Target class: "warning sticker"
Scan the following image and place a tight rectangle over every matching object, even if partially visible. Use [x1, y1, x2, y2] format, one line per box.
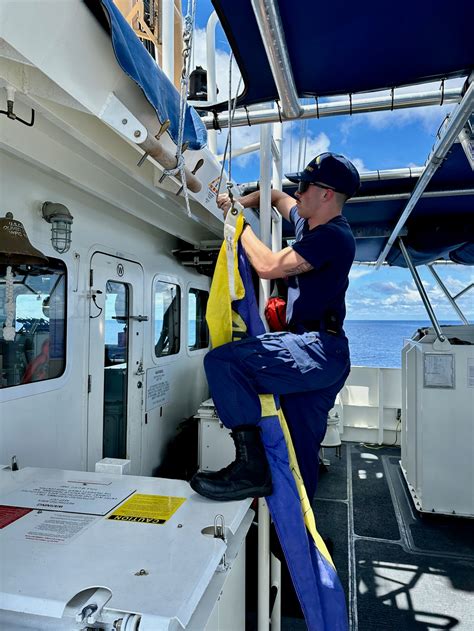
[0, 505, 31, 529]
[24, 513, 97, 544]
[107, 494, 186, 525]
[0, 480, 135, 515]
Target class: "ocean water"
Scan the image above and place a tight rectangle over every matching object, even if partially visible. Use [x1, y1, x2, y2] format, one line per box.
[105, 319, 461, 369]
[344, 320, 459, 368]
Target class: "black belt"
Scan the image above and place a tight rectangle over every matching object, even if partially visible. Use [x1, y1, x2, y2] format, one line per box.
[288, 319, 341, 336]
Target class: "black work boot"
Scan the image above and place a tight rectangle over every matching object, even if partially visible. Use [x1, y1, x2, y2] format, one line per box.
[190, 425, 273, 501]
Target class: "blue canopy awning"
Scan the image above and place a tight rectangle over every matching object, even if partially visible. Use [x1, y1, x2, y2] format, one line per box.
[281, 144, 474, 266]
[86, 0, 207, 150]
[210, 0, 473, 111]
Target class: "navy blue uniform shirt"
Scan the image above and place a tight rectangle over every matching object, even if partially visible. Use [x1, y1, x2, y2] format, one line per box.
[286, 206, 356, 328]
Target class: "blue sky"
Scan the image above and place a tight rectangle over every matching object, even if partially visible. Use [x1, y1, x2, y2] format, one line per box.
[193, 1, 473, 321]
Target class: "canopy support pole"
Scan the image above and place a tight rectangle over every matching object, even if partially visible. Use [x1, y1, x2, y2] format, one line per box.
[427, 264, 470, 325]
[206, 11, 219, 153]
[250, 0, 303, 119]
[376, 79, 474, 268]
[258, 121, 273, 631]
[161, 0, 175, 82]
[399, 239, 446, 343]
[201, 87, 463, 129]
[272, 116, 283, 254]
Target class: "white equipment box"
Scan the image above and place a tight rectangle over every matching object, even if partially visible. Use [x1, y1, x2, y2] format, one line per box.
[196, 399, 235, 473]
[401, 325, 474, 517]
[0, 467, 253, 630]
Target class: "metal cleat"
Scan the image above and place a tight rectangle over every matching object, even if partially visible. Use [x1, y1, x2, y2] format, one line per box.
[137, 119, 171, 167]
[176, 158, 204, 195]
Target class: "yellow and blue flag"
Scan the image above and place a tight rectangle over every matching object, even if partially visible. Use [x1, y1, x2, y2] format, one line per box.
[206, 213, 348, 631]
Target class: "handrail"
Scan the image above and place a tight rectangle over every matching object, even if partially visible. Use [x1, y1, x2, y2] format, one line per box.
[202, 87, 463, 129]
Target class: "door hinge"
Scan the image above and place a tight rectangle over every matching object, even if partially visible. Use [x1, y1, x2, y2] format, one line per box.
[87, 374, 92, 393]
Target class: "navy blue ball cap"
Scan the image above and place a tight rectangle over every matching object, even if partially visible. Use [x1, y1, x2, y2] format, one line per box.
[286, 152, 360, 198]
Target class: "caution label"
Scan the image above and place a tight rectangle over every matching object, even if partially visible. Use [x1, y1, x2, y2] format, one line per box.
[107, 494, 186, 525]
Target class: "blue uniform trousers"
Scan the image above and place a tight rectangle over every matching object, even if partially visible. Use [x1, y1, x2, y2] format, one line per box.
[204, 330, 350, 500]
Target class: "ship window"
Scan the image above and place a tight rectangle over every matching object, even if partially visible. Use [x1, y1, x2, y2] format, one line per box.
[188, 289, 209, 350]
[0, 259, 67, 388]
[154, 280, 180, 357]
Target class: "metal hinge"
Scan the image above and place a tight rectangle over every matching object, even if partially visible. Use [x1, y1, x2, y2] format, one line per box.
[88, 375, 92, 393]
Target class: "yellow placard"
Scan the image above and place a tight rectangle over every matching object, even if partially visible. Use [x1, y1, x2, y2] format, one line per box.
[107, 494, 186, 525]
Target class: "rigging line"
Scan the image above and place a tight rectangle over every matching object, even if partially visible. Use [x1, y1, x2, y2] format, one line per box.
[289, 120, 293, 172]
[303, 132, 308, 167]
[297, 99, 308, 171]
[297, 119, 303, 171]
[297, 117, 307, 171]
[228, 50, 233, 184]
[302, 99, 309, 167]
[216, 57, 243, 202]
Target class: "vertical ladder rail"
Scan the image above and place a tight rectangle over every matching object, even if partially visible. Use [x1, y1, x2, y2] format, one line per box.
[270, 114, 282, 629]
[258, 122, 273, 631]
[270, 553, 281, 631]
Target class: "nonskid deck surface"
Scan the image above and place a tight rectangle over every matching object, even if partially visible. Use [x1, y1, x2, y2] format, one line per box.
[274, 443, 474, 630]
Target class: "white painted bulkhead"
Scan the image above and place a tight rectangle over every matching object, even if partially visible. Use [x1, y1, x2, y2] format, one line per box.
[0, 136, 211, 476]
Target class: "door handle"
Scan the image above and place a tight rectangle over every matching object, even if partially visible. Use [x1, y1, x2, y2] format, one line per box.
[112, 315, 149, 322]
[130, 315, 149, 322]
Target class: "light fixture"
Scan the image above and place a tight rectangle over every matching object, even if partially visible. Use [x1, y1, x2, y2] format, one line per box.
[42, 202, 74, 254]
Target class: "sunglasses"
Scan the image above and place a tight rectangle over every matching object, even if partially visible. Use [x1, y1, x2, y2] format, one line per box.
[297, 181, 335, 194]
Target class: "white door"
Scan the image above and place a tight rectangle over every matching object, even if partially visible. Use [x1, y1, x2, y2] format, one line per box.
[87, 253, 145, 474]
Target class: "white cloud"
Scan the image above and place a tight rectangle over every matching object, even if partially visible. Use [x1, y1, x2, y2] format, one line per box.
[346, 267, 474, 320]
[350, 157, 367, 173]
[282, 126, 331, 173]
[349, 268, 374, 280]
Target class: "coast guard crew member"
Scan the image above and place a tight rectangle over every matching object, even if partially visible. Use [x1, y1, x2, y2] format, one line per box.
[191, 152, 359, 502]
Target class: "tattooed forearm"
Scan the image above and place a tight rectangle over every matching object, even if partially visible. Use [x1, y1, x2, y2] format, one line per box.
[286, 261, 314, 276]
